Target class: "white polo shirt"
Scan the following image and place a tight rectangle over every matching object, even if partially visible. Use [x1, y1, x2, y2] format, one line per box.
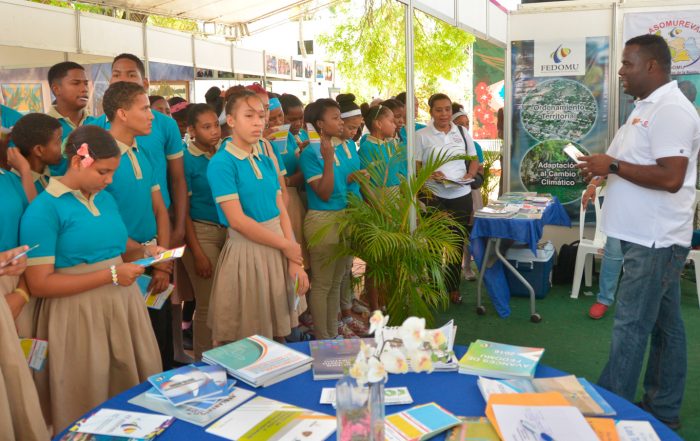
[603, 80, 700, 248]
[416, 121, 477, 199]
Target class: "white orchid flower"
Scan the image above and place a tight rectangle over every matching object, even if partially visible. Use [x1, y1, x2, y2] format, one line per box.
[410, 350, 434, 373]
[399, 317, 426, 351]
[368, 310, 389, 335]
[366, 357, 387, 383]
[359, 340, 375, 359]
[427, 329, 447, 350]
[349, 354, 369, 385]
[380, 349, 409, 374]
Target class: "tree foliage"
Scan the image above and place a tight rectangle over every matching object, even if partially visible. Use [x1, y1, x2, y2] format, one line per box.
[318, 0, 475, 103]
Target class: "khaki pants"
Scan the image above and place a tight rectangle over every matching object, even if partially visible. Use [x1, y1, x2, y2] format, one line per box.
[181, 221, 227, 360]
[339, 258, 354, 312]
[304, 210, 348, 340]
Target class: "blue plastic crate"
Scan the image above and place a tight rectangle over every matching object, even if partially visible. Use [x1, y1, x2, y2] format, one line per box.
[504, 245, 555, 299]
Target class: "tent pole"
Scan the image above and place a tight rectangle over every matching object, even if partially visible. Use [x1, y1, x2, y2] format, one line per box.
[405, 0, 416, 233]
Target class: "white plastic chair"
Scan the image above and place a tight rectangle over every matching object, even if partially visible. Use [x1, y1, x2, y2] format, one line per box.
[570, 186, 606, 299]
[685, 190, 700, 308]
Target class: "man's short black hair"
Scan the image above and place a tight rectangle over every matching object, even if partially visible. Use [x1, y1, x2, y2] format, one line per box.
[112, 53, 146, 77]
[625, 34, 672, 75]
[11, 113, 62, 156]
[102, 81, 147, 122]
[48, 62, 85, 86]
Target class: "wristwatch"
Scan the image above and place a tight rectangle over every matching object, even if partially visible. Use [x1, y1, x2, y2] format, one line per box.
[609, 159, 620, 174]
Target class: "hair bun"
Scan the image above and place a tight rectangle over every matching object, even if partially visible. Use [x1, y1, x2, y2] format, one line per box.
[336, 93, 357, 104]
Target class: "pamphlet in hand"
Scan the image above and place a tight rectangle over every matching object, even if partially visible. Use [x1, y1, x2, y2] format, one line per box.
[19, 338, 48, 371]
[132, 245, 186, 267]
[67, 408, 174, 440]
[137, 275, 174, 310]
[564, 143, 585, 164]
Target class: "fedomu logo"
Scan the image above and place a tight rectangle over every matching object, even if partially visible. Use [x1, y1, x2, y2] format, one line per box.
[534, 39, 587, 77]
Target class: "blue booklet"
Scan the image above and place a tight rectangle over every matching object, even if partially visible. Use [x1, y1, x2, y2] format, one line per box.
[148, 364, 226, 406]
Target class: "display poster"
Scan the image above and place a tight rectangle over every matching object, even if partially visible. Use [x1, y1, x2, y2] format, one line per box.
[510, 37, 610, 220]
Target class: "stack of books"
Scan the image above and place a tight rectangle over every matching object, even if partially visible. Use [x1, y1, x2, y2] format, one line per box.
[458, 339, 544, 379]
[475, 204, 521, 219]
[203, 335, 312, 387]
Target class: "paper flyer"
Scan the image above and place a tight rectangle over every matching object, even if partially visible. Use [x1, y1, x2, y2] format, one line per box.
[68, 409, 173, 439]
[133, 245, 186, 267]
[19, 338, 48, 371]
[136, 275, 173, 310]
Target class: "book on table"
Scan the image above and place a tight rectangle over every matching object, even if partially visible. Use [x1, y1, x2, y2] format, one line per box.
[63, 409, 174, 441]
[476, 375, 616, 417]
[202, 335, 312, 387]
[385, 402, 462, 441]
[147, 364, 227, 407]
[458, 339, 544, 380]
[445, 417, 500, 441]
[129, 379, 256, 427]
[309, 338, 376, 380]
[205, 396, 336, 441]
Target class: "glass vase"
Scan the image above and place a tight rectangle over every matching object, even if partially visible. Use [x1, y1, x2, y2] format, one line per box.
[335, 375, 385, 441]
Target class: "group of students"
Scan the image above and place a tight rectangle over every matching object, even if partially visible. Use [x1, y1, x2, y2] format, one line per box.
[0, 52, 485, 439]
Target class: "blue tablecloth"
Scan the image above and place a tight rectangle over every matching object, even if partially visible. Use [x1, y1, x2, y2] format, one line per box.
[54, 342, 680, 441]
[470, 198, 572, 318]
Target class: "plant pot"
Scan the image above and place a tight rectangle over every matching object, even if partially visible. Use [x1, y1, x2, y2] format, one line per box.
[335, 375, 385, 441]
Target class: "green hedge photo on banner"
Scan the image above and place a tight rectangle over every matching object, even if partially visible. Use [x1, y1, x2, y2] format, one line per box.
[510, 36, 610, 222]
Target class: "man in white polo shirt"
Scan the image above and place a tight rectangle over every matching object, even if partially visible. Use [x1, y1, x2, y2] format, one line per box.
[578, 34, 700, 430]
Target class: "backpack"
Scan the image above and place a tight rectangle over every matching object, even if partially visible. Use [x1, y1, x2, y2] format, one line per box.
[553, 240, 579, 285]
[456, 125, 484, 189]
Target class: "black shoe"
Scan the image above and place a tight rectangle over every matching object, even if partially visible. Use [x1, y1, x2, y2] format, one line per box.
[636, 401, 682, 431]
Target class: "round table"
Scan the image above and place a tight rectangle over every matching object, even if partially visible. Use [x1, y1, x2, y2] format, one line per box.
[54, 342, 682, 440]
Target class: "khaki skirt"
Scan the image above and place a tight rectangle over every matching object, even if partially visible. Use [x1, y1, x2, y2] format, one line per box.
[0, 275, 50, 441]
[208, 217, 295, 342]
[287, 186, 310, 270]
[33, 257, 162, 434]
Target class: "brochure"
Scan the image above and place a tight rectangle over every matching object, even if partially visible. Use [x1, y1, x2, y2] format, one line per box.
[136, 275, 173, 310]
[67, 409, 173, 440]
[147, 364, 225, 406]
[458, 340, 544, 379]
[490, 404, 599, 441]
[564, 143, 585, 164]
[319, 386, 413, 407]
[205, 396, 336, 441]
[446, 417, 500, 441]
[385, 402, 462, 441]
[19, 338, 48, 371]
[132, 246, 186, 267]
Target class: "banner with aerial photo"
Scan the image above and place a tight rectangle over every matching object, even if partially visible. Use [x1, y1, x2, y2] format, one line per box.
[472, 39, 505, 140]
[510, 36, 610, 220]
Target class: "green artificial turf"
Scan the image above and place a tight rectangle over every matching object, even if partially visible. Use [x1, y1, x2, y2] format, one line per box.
[433, 273, 700, 440]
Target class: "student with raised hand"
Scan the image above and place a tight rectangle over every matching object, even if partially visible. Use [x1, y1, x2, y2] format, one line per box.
[181, 104, 225, 360]
[46, 61, 95, 175]
[206, 89, 309, 345]
[416, 93, 478, 305]
[20, 125, 162, 434]
[101, 81, 175, 369]
[0, 245, 50, 441]
[9, 113, 63, 199]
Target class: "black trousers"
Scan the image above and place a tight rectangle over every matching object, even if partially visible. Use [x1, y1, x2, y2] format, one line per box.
[426, 192, 472, 292]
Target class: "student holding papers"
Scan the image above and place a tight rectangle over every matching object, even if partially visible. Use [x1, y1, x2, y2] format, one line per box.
[0, 246, 50, 441]
[181, 103, 225, 360]
[19, 126, 162, 434]
[206, 89, 309, 345]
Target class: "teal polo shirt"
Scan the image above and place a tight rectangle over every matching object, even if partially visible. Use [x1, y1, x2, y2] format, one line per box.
[299, 141, 353, 211]
[399, 122, 427, 144]
[46, 106, 97, 176]
[11, 168, 51, 195]
[281, 129, 309, 175]
[20, 178, 128, 268]
[358, 135, 407, 187]
[207, 142, 281, 225]
[1, 104, 22, 131]
[336, 138, 363, 200]
[0, 169, 28, 252]
[474, 141, 485, 163]
[222, 136, 287, 177]
[90, 111, 183, 208]
[184, 141, 221, 225]
[104, 140, 160, 244]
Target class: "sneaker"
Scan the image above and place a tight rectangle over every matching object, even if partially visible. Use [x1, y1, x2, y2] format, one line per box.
[337, 321, 357, 339]
[342, 316, 369, 336]
[588, 302, 609, 319]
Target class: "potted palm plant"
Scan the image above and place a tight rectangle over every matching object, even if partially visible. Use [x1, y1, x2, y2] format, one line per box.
[311, 149, 469, 327]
